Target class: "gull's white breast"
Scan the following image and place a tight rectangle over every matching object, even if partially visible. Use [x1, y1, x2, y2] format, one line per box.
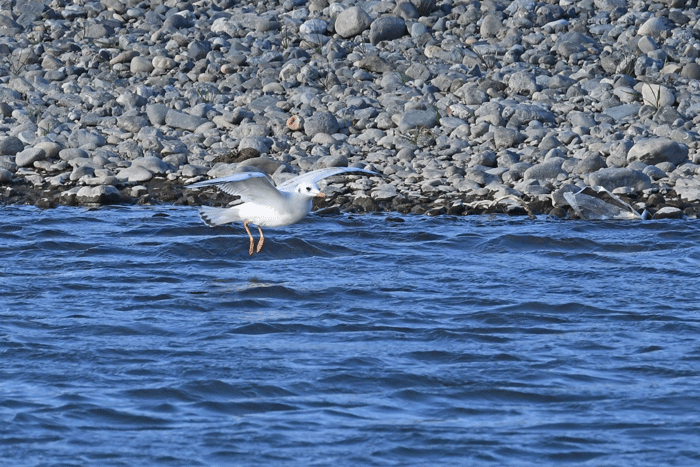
[238, 192, 313, 227]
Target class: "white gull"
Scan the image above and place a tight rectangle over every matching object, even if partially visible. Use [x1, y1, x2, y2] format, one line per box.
[187, 167, 378, 255]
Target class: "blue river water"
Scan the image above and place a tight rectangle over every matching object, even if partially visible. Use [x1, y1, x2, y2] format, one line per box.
[1, 205, 699, 466]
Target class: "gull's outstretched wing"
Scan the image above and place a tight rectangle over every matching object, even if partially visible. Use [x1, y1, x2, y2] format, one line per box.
[187, 172, 286, 204]
[277, 167, 380, 191]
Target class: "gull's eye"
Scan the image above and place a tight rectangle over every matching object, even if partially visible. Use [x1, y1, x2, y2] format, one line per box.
[306, 186, 311, 191]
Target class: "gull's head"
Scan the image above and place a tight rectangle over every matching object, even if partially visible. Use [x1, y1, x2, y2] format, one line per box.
[296, 181, 325, 198]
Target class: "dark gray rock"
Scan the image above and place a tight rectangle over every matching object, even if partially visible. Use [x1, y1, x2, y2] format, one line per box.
[118, 115, 150, 133]
[0, 167, 12, 182]
[555, 31, 597, 59]
[162, 11, 195, 30]
[398, 109, 438, 132]
[165, 109, 209, 132]
[508, 71, 540, 96]
[524, 158, 566, 181]
[681, 63, 700, 80]
[493, 127, 525, 149]
[369, 16, 407, 45]
[0, 137, 23, 156]
[627, 138, 689, 165]
[588, 168, 652, 192]
[304, 111, 340, 137]
[573, 153, 606, 174]
[395, 2, 419, 20]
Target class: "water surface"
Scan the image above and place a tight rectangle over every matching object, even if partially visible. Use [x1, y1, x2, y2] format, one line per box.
[1, 205, 699, 466]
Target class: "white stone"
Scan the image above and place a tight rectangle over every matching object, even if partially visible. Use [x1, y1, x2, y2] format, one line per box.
[641, 83, 674, 107]
[117, 165, 153, 183]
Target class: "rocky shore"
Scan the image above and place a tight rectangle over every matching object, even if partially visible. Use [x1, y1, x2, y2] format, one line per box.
[2, 0, 700, 219]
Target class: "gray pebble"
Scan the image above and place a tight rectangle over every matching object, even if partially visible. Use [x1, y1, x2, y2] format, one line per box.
[573, 153, 606, 174]
[398, 109, 438, 133]
[0, 167, 12, 182]
[0, 137, 23, 156]
[627, 138, 688, 166]
[165, 109, 209, 132]
[117, 165, 154, 183]
[305, 111, 340, 137]
[587, 168, 652, 193]
[369, 16, 407, 45]
[133, 156, 169, 175]
[15, 148, 46, 167]
[523, 157, 565, 182]
[480, 15, 502, 38]
[335, 7, 372, 39]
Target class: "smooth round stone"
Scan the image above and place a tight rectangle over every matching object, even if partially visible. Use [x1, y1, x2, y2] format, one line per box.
[15, 148, 46, 167]
[524, 158, 566, 181]
[587, 168, 652, 192]
[480, 14, 502, 38]
[681, 62, 700, 80]
[641, 84, 674, 107]
[398, 109, 438, 132]
[0, 167, 12, 181]
[34, 141, 61, 159]
[315, 154, 348, 168]
[394, 2, 418, 20]
[110, 50, 138, 65]
[256, 19, 281, 32]
[239, 136, 272, 154]
[573, 154, 606, 174]
[643, 165, 666, 180]
[132, 156, 169, 174]
[70, 165, 94, 181]
[410, 22, 428, 38]
[493, 127, 524, 149]
[165, 109, 208, 132]
[76, 185, 121, 205]
[152, 56, 175, 70]
[335, 6, 372, 38]
[299, 19, 327, 35]
[652, 206, 683, 219]
[130, 56, 154, 73]
[262, 82, 284, 93]
[369, 15, 407, 45]
[0, 136, 23, 156]
[118, 115, 150, 133]
[304, 111, 340, 137]
[69, 129, 107, 148]
[627, 138, 688, 165]
[638, 17, 668, 38]
[117, 165, 154, 183]
[146, 104, 169, 126]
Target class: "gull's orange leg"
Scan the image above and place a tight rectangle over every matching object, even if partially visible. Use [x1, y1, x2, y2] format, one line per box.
[256, 225, 265, 253]
[243, 220, 255, 256]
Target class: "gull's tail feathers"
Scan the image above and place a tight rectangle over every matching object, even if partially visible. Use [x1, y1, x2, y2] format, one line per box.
[199, 206, 241, 227]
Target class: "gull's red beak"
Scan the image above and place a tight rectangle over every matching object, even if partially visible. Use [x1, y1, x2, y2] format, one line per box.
[316, 192, 326, 198]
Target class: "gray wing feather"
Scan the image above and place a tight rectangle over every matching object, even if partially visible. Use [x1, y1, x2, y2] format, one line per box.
[187, 172, 285, 203]
[277, 167, 379, 190]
